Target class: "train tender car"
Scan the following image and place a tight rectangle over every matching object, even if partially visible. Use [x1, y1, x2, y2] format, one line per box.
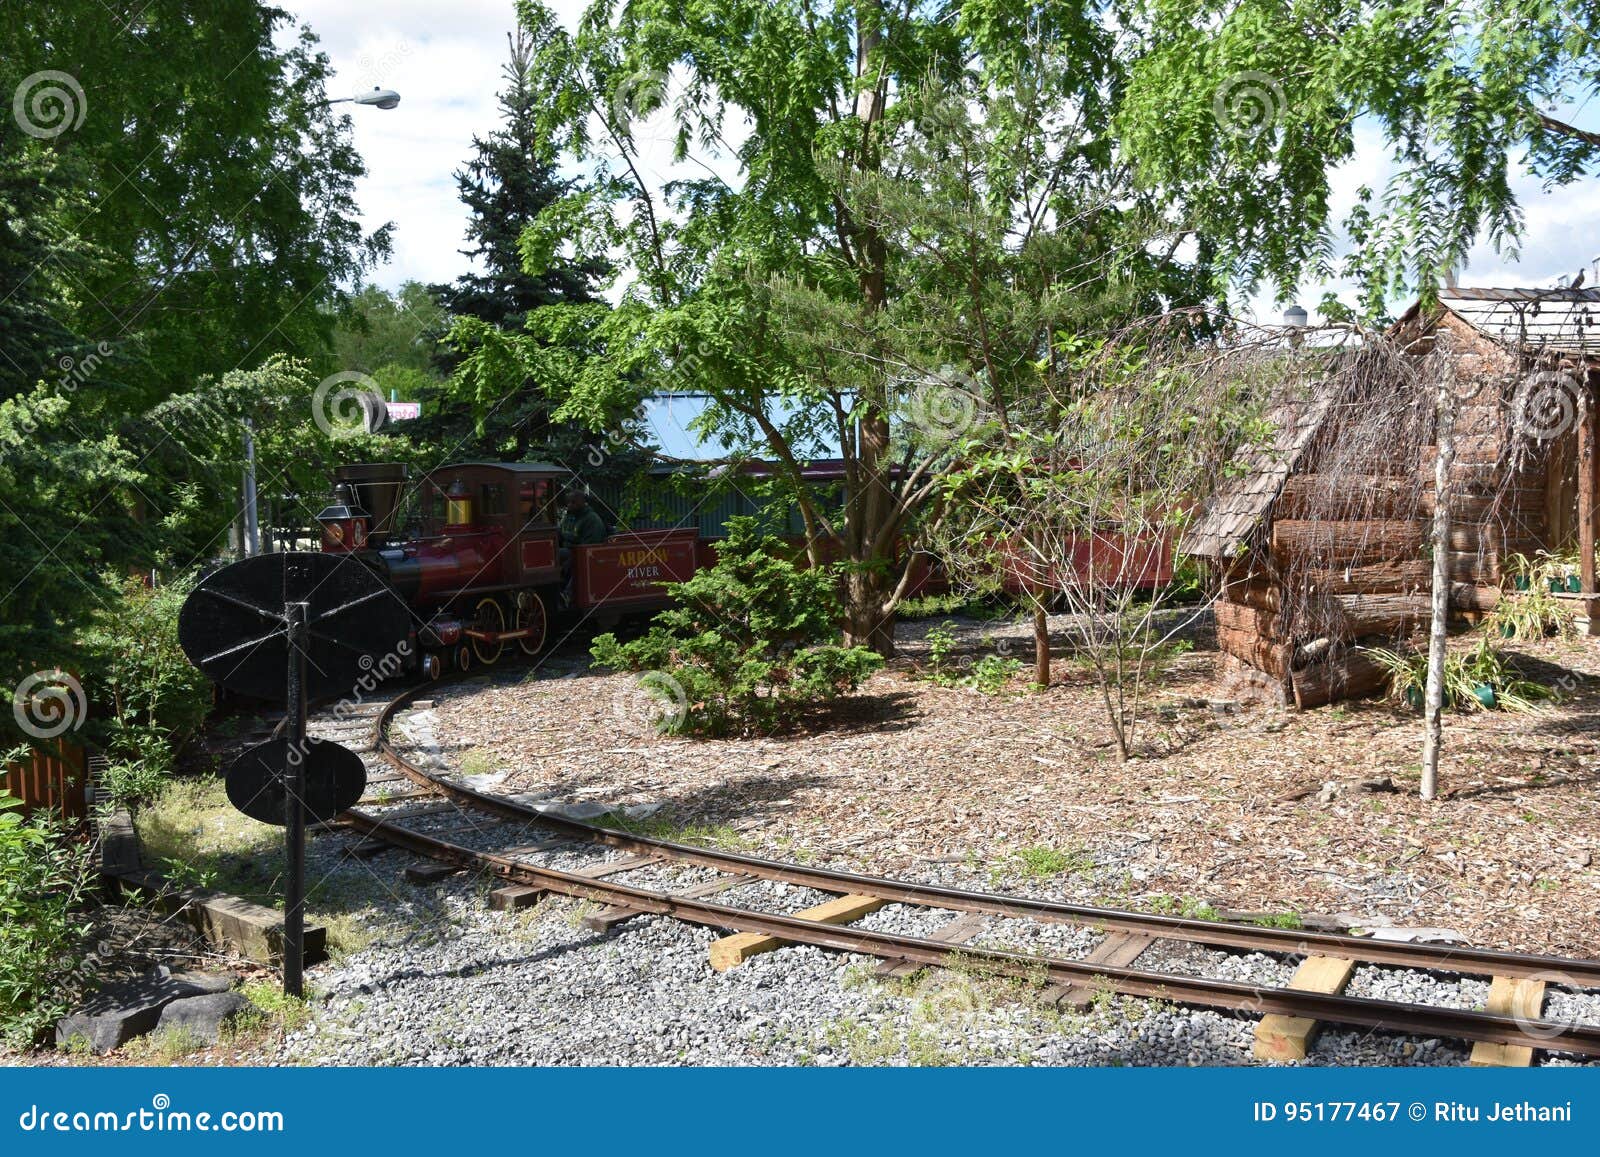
[316, 461, 698, 676]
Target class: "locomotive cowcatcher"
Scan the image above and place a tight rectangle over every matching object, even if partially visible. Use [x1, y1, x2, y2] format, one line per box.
[315, 461, 698, 677]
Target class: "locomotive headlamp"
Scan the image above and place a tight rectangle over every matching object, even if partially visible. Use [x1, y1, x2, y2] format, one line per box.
[444, 478, 474, 531]
[315, 483, 371, 552]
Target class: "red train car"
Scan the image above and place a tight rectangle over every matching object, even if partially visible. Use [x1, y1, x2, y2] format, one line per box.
[316, 460, 1172, 677]
[317, 461, 692, 676]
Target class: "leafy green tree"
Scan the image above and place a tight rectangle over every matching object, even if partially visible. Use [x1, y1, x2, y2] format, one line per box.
[458, 0, 1203, 656]
[1117, 0, 1600, 316]
[0, 793, 94, 1049]
[0, 2, 389, 407]
[332, 283, 449, 380]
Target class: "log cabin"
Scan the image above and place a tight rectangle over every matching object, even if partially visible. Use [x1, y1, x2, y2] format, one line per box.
[1181, 287, 1600, 709]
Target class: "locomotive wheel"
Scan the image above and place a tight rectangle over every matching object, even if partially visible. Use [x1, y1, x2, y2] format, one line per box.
[470, 596, 505, 666]
[454, 643, 473, 673]
[515, 591, 547, 657]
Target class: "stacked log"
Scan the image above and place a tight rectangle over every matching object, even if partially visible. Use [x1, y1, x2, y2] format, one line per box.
[1290, 649, 1391, 710]
[1212, 598, 1292, 678]
[1271, 519, 1425, 565]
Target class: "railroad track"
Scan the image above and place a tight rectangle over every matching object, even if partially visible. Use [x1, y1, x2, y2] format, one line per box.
[315, 677, 1600, 1064]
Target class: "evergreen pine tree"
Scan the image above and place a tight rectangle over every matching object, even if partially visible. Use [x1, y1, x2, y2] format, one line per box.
[425, 29, 608, 459]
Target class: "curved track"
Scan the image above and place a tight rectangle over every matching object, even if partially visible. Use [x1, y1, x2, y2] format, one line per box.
[329, 677, 1600, 1060]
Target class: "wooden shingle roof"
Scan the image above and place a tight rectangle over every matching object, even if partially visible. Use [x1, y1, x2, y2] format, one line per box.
[1178, 388, 1336, 560]
[1437, 287, 1600, 356]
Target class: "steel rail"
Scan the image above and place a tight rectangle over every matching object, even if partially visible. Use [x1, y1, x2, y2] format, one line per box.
[340, 806, 1600, 1058]
[373, 682, 1600, 988]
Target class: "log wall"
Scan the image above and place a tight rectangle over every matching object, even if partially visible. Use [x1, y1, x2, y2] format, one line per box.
[1210, 328, 1560, 708]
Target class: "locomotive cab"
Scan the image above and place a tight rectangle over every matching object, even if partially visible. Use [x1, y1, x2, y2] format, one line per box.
[320, 460, 574, 676]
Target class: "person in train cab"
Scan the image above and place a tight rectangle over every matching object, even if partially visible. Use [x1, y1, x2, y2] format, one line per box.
[557, 489, 607, 606]
[558, 489, 607, 548]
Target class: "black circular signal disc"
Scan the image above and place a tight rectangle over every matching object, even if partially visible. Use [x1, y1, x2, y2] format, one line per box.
[178, 552, 411, 701]
[224, 737, 367, 826]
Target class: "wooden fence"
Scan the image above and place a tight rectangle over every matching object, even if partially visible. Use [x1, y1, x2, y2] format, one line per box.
[2, 737, 89, 821]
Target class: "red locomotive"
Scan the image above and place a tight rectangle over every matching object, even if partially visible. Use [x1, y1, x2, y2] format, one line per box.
[316, 461, 697, 677]
[314, 459, 1171, 679]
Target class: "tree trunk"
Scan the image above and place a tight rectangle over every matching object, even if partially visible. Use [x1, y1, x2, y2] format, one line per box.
[839, 0, 895, 660]
[1033, 605, 1050, 688]
[842, 561, 896, 657]
[1420, 374, 1456, 800]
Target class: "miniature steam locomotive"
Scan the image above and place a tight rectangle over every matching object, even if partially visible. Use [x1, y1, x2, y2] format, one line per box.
[315, 462, 698, 677]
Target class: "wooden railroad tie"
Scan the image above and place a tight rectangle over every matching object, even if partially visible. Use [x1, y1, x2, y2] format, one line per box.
[488, 884, 545, 912]
[1468, 977, 1548, 1068]
[709, 893, 886, 972]
[875, 912, 988, 979]
[490, 854, 663, 915]
[1252, 955, 1356, 1062]
[583, 874, 755, 934]
[1042, 932, 1154, 1009]
[404, 861, 462, 885]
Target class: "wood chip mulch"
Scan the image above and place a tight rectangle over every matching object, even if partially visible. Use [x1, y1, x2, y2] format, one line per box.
[430, 624, 1600, 958]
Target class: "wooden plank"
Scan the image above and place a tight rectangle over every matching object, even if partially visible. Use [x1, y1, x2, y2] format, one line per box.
[875, 912, 988, 978]
[1271, 519, 1425, 566]
[404, 862, 461, 885]
[1580, 388, 1596, 595]
[488, 884, 546, 912]
[583, 873, 754, 933]
[1043, 933, 1153, 1008]
[709, 894, 886, 972]
[574, 853, 661, 880]
[1469, 977, 1547, 1067]
[1253, 955, 1356, 1061]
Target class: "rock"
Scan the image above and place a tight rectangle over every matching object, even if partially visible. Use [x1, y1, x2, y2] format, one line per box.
[56, 973, 232, 1055]
[155, 992, 252, 1044]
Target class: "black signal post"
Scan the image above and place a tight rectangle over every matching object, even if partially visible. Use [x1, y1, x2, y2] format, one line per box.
[282, 601, 309, 999]
[178, 552, 407, 1002]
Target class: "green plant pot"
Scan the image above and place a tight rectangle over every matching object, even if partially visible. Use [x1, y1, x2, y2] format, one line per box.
[1566, 575, 1583, 593]
[1514, 576, 1530, 591]
[1405, 686, 1424, 711]
[1471, 682, 1497, 710]
[1548, 578, 1564, 593]
[1500, 622, 1517, 638]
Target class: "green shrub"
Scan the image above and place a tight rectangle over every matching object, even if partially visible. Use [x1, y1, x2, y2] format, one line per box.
[0, 791, 95, 1049]
[591, 518, 883, 735]
[77, 575, 211, 808]
[1368, 637, 1554, 713]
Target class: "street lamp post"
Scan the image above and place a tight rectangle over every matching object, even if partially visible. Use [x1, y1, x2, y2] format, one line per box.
[326, 87, 401, 110]
[239, 85, 400, 558]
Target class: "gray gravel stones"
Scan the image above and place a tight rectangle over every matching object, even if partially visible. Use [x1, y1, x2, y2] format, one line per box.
[250, 850, 1600, 1068]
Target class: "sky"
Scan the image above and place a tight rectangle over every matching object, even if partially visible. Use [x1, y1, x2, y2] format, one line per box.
[280, 0, 1600, 327]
